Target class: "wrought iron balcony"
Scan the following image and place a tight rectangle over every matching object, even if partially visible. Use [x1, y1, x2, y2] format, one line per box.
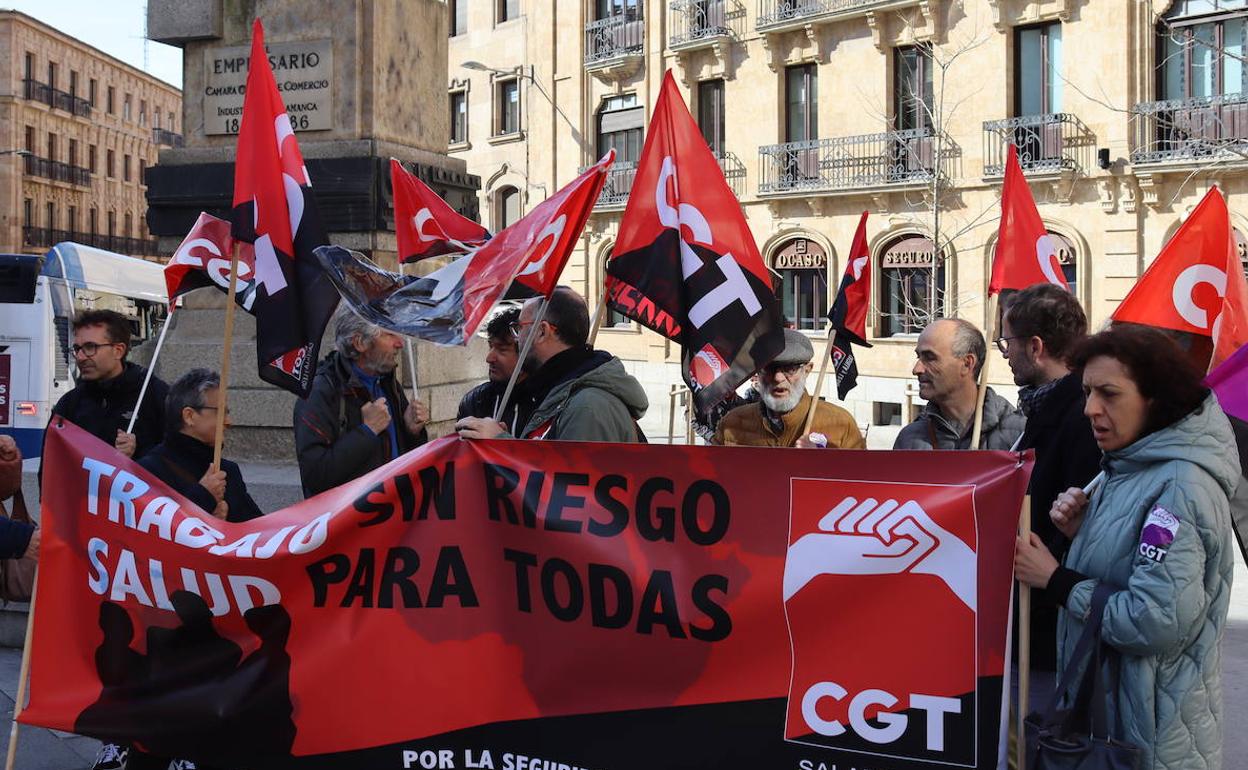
[22, 78, 92, 117]
[1130, 93, 1248, 166]
[585, 12, 645, 69]
[716, 151, 747, 198]
[588, 161, 638, 209]
[22, 154, 91, 186]
[756, 0, 920, 32]
[152, 128, 185, 148]
[982, 113, 1093, 177]
[669, 0, 737, 50]
[758, 128, 948, 195]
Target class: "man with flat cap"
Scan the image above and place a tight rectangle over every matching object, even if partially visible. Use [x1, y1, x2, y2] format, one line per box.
[713, 329, 865, 449]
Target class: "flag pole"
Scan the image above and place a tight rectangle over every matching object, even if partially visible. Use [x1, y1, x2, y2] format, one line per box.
[493, 296, 549, 424]
[1017, 496, 1031, 770]
[970, 293, 998, 448]
[802, 324, 838, 437]
[212, 242, 241, 470]
[126, 309, 174, 435]
[398, 261, 419, 404]
[587, 297, 607, 347]
[667, 384, 681, 445]
[4, 570, 37, 770]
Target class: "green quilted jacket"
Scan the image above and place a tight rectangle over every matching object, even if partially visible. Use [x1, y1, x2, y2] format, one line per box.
[1058, 396, 1240, 770]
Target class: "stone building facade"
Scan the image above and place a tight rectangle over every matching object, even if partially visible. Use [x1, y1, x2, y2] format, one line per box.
[0, 10, 181, 260]
[448, 0, 1248, 443]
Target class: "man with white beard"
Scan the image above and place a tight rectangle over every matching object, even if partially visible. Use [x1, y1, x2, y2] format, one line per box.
[713, 329, 864, 448]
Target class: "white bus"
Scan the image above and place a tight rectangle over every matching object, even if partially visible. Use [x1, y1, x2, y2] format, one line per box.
[0, 243, 167, 467]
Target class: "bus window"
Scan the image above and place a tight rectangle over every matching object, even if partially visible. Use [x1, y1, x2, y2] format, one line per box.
[0, 255, 43, 304]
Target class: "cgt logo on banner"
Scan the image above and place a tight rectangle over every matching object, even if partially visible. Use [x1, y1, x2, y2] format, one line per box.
[26, 421, 1028, 770]
[785, 482, 979, 766]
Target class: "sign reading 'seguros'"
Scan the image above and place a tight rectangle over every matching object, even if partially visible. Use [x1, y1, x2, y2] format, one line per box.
[204, 39, 333, 135]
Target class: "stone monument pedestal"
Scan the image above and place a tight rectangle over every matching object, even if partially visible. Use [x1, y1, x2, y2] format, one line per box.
[145, 0, 484, 460]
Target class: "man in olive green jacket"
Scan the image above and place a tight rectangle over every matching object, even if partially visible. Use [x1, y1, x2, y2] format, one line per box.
[455, 287, 648, 443]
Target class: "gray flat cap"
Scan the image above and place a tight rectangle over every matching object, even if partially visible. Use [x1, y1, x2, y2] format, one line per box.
[771, 328, 815, 365]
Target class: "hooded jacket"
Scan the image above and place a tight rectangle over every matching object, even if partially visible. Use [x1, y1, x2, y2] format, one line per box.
[457, 379, 523, 435]
[891, 387, 1025, 450]
[512, 346, 648, 442]
[1048, 396, 1239, 770]
[293, 351, 427, 498]
[49, 362, 167, 458]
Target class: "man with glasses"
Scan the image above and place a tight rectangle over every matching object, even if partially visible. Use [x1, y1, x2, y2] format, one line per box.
[50, 309, 167, 461]
[455, 287, 648, 442]
[713, 329, 864, 448]
[457, 305, 527, 433]
[999, 283, 1101, 714]
[893, 318, 1024, 450]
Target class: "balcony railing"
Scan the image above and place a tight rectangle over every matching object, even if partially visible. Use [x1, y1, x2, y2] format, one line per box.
[758, 128, 948, 194]
[756, 0, 914, 31]
[22, 228, 160, 255]
[594, 161, 638, 208]
[22, 78, 92, 117]
[152, 128, 185, 148]
[716, 151, 747, 198]
[585, 12, 645, 67]
[23, 154, 91, 186]
[669, 0, 735, 49]
[982, 113, 1093, 177]
[1130, 93, 1248, 166]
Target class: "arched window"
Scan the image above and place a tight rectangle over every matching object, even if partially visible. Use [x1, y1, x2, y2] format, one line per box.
[772, 237, 828, 331]
[878, 234, 944, 337]
[602, 249, 629, 328]
[494, 186, 521, 231]
[1235, 227, 1248, 278]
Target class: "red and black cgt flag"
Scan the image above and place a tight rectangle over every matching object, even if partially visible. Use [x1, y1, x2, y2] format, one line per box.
[607, 71, 783, 419]
[165, 212, 257, 308]
[392, 158, 490, 263]
[230, 19, 339, 397]
[826, 211, 873, 399]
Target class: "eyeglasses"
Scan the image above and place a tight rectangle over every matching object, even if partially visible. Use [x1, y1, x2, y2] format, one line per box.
[509, 320, 534, 336]
[71, 341, 120, 358]
[194, 405, 231, 417]
[763, 362, 806, 378]
[994, 336, 1024, 354]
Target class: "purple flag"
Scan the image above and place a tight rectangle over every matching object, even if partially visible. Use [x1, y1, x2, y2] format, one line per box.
[1206, 342, 1248, 423]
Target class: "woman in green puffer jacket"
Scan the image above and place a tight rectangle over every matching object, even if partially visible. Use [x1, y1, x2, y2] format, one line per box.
[1015, 326, 1239, 770]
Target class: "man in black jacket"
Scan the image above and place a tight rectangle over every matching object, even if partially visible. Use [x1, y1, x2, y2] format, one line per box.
[999, 283, 1102, 706]
[139, 368, 263, 523]
[456, 306, 526, 433]
[50, 309, 167, 460]
[293, 308, 429, 499]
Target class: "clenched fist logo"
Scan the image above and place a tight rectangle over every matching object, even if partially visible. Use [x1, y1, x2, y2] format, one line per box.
[783, 497, 976, 610]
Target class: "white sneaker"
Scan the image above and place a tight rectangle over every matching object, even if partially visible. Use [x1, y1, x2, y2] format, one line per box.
[91, 744, 128, 770]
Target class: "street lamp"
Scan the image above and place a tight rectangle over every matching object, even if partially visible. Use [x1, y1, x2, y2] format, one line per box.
[461, 61, 591, 154]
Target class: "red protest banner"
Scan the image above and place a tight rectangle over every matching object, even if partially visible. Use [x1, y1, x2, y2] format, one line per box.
[26, 420, 1029, 770]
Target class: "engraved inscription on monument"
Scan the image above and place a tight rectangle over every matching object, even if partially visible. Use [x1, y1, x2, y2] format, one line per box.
[204, 40, 332, 135]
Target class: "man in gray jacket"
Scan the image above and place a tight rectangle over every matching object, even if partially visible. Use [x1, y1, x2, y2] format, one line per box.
[893, 318, 1024, 450]
[456, 287, 648, 442]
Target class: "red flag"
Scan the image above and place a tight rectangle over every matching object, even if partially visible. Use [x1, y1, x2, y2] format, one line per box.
[830, 211, 871, 346]
[607, 71, 783, 418]
[989, 145, 1069, 295]
[165, 213, 258, 308]
[230, 19, 339, 397]
[510, 151, 613, 298]
[391, 159, 490, 263]
[1112, 186, 1248, 368]
[314, 153, 615, 345]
